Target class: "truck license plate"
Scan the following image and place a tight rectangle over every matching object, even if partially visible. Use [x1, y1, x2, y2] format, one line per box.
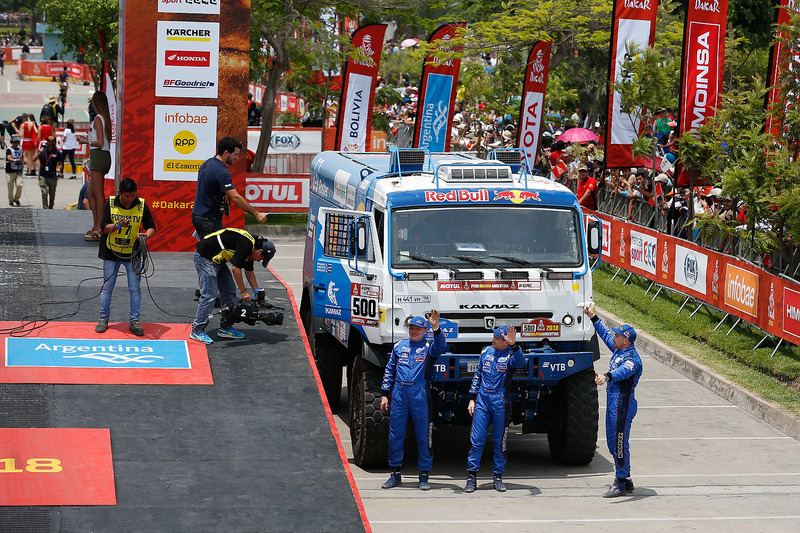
[466, 361, 479, 373]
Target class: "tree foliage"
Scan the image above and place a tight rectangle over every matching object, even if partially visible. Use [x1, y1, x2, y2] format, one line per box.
[39, 0, 119, 88]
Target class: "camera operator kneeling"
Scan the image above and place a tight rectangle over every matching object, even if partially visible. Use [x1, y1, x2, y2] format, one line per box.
[190, 228, 276, 345]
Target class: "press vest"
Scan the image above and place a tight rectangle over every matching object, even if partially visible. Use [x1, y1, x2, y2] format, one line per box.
[205, 228, 254, 264]
[108, 196, 144, 254]
[5, 146, 22, 173]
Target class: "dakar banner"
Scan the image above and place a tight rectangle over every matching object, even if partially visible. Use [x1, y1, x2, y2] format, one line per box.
[765, 0, 800, 139]
[675, 0, 730, 186]
[119, 0, 250, 251]
[335, 24, 387, 152]
[518, 41, 551, 170]
[605, 0, 658, 168]
[413, 23, 466, 152]
[589, 210, 799, 348]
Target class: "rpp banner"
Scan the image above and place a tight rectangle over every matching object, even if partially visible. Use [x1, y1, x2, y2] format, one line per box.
[605, 0, 658, 168]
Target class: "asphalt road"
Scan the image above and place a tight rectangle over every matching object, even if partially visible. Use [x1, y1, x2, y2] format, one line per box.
[268, 230, 800, 533]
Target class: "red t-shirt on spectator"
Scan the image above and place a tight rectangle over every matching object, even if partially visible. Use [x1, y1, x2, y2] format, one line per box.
[577, 177, 597, 210]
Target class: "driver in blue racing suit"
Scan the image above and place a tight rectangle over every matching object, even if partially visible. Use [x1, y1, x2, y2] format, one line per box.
[464, 325, 526, 493]
[584, 306, 643, 498]
[380, 310, 445, 491]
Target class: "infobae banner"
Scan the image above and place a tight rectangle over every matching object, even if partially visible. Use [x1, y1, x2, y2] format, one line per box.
[413, 23, 466, 152]
[120, 0, 250, 251]
[675, 0, 729, 186]
[765, 0, 800, 138]
[518, 41, 551, 170]
[605, 0, 658, 168]
[335, 24, 387, 152]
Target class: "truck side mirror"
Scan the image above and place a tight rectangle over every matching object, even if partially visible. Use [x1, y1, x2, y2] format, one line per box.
[587, 219, 600, 255]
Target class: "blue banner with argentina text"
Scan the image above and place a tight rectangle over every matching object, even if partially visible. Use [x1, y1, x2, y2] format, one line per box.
[417, 73, 453, 152]
[5, 338, 192, 369]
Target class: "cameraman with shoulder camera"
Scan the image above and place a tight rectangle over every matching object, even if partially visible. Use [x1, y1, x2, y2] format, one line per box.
[189, 228, 276, 345]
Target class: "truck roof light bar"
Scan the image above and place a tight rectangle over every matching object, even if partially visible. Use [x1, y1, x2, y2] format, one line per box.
[488, 148, 533, 186]
[389, 147, 428, 176]
[434, 163, 512, 184]
[454, 271, 484, 280]
[500, 271, 529, 280]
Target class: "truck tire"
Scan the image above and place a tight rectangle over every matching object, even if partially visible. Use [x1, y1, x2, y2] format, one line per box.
[547, 367, 598, 465]
[350, 357, 389, 468]
[303, 307, 344, 410]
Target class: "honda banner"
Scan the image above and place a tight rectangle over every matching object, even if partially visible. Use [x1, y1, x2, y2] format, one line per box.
[605, 0, 658, 168]
[335, 24, 387, 152]
[413, 23, 466, 152]
[676, 0, 730, 186]
[518, 41, 551, 170]
[765, 0, 800, 139]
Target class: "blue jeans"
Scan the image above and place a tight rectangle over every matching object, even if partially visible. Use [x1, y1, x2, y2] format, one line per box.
[100, 260, 141, 321]
[191, 252, 236, 333]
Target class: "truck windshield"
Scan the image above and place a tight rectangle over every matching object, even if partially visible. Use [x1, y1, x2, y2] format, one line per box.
[391, 206, 583, 269]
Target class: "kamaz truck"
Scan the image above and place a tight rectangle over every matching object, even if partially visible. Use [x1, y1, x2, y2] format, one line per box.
[300, 148, 602, 467]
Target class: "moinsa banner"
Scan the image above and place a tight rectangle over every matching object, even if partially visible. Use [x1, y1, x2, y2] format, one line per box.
[120, 0, 250, 251]
[335, 24, 387, 152]
[676, 0, 729, 186]
[518, 41, 551, 170]
[765, 0, 800, 138]
[413, 23, 466, 152]
[605, 0, 658, 168]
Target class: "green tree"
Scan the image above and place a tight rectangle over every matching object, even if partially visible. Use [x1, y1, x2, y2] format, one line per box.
[39, 0, 118, 88]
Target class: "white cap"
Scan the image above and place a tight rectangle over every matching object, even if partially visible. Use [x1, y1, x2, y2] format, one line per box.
[655, 173, 669, 183]
[709, 187, 722, 197]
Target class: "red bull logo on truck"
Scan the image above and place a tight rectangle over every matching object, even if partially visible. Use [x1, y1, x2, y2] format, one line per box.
[493, 190, 542, 204]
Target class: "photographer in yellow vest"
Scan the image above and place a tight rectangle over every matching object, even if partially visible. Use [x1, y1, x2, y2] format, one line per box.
[96, 178, 157, 336]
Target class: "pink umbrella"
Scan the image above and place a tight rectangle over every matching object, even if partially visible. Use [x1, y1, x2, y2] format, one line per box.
[400, 38, 421, 48]
[556, 127, 598, 143]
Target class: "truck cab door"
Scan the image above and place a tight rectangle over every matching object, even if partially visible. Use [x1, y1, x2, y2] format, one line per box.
[311, 208, 377, 323]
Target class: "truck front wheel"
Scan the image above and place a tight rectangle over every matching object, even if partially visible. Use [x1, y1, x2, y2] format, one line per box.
[548, 367, 599, 465]
[350, 357, 389, 468]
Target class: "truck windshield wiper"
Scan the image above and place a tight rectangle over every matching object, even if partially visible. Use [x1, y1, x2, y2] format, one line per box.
[488, 255, 537, 267]
[444, 255, 505, 270]
[402, 253, 457, 271]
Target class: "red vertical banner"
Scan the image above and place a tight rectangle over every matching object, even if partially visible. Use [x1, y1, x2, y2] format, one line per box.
[413, 23, 466, 152]
[765, 0, 800, 138]
[335, 24, 388, 152]
[119, 0, 251, 251]
[605, 0, 658, 168]
[676, 0, 729, 186]
[518, 41, 551, 170]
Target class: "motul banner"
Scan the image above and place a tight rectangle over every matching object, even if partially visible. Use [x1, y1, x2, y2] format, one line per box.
[335, 24, 387, 152]
[413, 23, 466, 152]
[518, 41, 551, 170]
[590, 210, 798, 347]
[676, 0, 729, 186]
[765, 0, 800, 138]
[605, 0, 658, 168]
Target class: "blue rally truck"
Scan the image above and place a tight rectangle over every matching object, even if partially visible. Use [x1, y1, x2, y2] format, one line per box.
[300, 148, 602, 467]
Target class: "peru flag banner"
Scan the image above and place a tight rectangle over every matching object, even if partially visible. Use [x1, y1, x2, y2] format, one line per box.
[413, 23, 466, 152]
[335, 24, 387, 152]
[605, 0, 658, 168]
[765, 0, 800, 138]
[518, 41, 551, 170]
[676, 0, 729, 186]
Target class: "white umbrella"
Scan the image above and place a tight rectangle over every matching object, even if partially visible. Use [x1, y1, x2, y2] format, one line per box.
[400, 38, 420, 48]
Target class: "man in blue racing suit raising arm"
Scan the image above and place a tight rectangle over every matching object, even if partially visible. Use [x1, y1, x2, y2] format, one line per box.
[380, 310, 445, 491]
[584, 306, 643, 498]
[464, 325, 526, 493]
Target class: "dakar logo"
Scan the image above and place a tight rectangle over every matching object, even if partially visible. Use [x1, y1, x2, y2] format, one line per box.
[529, 49, 545, 84]
[354, 34, 377, 67]
[768, 282, 776, 322]
[695, 0, 720, 12]
[624, 0, 651, 9]
[492, 190, 541, 204]
[661, 241, 669, 275]
[433, 33, 457, 67]
[711, 259, 719, 295]
[619, 228, 626, 260]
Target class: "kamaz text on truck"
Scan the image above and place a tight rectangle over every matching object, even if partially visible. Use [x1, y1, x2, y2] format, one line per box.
[300, 148, 602, 467]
